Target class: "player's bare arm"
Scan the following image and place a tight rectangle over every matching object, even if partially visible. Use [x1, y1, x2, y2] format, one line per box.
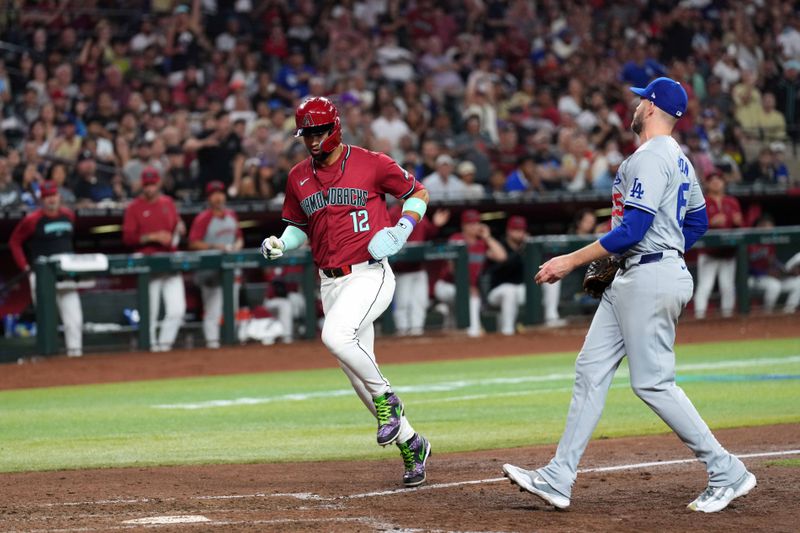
[535, 241, 610, 284]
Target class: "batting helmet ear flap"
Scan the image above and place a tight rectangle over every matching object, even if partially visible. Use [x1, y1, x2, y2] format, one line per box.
[320, 115, 342, 153]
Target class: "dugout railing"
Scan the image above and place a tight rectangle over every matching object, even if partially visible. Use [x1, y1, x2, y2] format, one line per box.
[522, 225, 800, 325]
[32, 243, 470, 356]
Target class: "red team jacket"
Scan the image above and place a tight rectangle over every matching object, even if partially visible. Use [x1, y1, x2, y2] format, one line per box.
[9, 207, 76, 270]
[704, 194, 742, 258]
[122, 194, 181, 254]
[282, 145, 425, 270]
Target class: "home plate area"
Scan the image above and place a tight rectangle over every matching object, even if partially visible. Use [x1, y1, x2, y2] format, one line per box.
[0, 425, 797, 532]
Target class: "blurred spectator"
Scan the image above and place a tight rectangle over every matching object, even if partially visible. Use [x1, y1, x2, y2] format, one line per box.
[732, 70, 762, 133]
[620, 48, 667, 88]
[9, 181, 82, 356]
[505, 155, 543, 194]
[422, 154, 466, 200]
[486, 215, 529, 335]
[47, 163, 75, 205]
[590, 143, 623, 193]
[122, 167, 186, 352]
[712, 45, 741, 92]
[276, 47, 315, 101]
[491, 123, 526, 176]
[0, 157, 22, 208]
[73, 150, 115, 207]
[452, 114, 493, 184]
[455, 160, 486, 199]
[433, 209, 506, 337]
[371, 102, 411, 160]
[770, 142, 791, 184]
[748, 215, 800, 315]
[50, 119, 82, 162]
[188, 181, 244, 349]
[744, 147, 779, 185]
[694, 172, 743, 320]
[774, 60, 800, 139]
[561, 133, 593, 191]
[184, 111, 244, 193]
[375, 33, 415, 84]
[752, 93, 788, 141]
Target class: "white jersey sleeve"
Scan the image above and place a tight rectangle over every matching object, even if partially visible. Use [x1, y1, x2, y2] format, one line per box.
[621, 151, 670, 215]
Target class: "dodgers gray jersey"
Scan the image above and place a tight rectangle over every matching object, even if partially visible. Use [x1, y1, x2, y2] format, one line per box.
[611, 135, 705, 256]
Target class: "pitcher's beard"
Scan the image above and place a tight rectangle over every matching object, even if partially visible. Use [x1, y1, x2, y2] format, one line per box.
[631, 113, 643, 135]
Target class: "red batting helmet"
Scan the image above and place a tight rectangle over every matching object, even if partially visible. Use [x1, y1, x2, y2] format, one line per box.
[294, 97, 342, 154]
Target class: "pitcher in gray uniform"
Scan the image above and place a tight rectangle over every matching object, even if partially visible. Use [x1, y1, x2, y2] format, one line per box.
[502, 78, 756, 513]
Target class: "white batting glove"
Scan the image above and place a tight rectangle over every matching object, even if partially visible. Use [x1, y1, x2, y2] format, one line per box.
[261, 236, 285, 260]
[368, 218, 414, 260]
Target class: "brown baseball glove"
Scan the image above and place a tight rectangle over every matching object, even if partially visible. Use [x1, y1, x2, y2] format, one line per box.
[583, 257, 621, 299]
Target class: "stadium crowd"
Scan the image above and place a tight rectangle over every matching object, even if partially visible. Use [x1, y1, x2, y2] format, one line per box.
[0, 0, 799, 212]
[3, 0, 800, 350]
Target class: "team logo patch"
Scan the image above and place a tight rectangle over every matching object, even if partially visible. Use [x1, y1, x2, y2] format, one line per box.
[302, 114, 314, 127]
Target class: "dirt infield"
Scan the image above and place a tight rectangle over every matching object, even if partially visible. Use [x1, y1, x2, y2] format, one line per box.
[1, 313, 798, 531]
[1, 425, 798, 532]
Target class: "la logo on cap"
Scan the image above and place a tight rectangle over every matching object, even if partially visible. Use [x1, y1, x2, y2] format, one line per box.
[651, 92, 656, 98]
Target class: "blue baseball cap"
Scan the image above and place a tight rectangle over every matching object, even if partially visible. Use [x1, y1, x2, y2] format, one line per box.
[629, 77, 688, 119]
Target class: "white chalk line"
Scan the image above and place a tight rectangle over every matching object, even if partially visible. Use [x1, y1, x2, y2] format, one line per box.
[28, 447, 800, 510]
[344, 448, 800, 499]
[152, 354, 800, 410]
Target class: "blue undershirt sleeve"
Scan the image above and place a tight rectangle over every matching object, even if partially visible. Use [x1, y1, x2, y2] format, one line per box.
[599, 207, 655, 255]
[681, 207, 708, 252]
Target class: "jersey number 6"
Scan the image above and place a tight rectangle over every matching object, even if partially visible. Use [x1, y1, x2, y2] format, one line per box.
[350, 209, 370, 233]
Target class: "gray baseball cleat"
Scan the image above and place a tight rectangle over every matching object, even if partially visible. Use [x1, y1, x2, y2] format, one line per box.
[687, 471, 757, 513]
[502, 464, 570, 509]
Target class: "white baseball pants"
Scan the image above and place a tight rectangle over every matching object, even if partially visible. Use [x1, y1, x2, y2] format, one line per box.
[149, 273, 186, 351]
[320, 259, 415, 443]
[393, 270, 429, 335]
[201, 282, 240, 348]
[29, 273, 83, 357]
[434, 279, 482, 336]
[264, 292, 305, 342]
[694, 254, 736, 318]
[486, 283, 525, 335]
[749, 275, 800, 313]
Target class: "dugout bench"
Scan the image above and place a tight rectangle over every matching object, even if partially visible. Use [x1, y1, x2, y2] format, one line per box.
[33, 243, 470, 356]
[521, 225, 800, 325]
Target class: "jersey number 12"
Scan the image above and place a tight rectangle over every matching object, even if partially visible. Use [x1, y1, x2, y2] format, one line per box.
[350, 210, 370, 233]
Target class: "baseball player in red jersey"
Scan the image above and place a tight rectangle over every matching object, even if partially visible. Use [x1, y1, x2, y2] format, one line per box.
[122, 167, 186, 352]
[433, 209, 507, 337]
[261, 97, 432, 487]
[9, 181, 83, 356]
[188, 181, 244, 348]
[693, 171, 743, 319]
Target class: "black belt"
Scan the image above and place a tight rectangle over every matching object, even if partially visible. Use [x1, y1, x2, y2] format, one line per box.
[322, 258, 380, 278]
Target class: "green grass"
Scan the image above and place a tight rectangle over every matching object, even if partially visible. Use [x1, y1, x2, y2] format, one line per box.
[766, 459, 800, 467]
[0, 338, 798, 473]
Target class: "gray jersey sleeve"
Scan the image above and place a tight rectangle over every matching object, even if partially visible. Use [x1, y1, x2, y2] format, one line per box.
[622, 152, 670, 215]
[686, 173, 705, 214]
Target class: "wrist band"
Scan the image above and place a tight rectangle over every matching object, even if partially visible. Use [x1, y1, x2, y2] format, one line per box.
[402, 197, 427, 219]
[400, 214, 417, 228]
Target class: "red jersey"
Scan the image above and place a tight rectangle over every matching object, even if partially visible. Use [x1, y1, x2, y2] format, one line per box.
[122, 194, 181, 254]
[282, 145, 425, 269]
[9, 207, 75, 271]
[704, 194, 742, 258]
[431, 232, 488, 288]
